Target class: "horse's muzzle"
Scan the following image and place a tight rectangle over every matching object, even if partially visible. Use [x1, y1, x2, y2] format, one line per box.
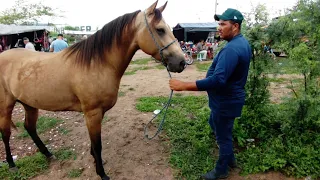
[167, 56, 186, 73]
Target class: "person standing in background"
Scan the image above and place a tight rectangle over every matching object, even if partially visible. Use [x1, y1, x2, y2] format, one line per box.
[50, 34, 68, 52]
[23, 37, 35, 51]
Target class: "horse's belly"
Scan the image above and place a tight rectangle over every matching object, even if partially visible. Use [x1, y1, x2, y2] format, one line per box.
[17, 91, 81, 112]
[11, 80, 81, 111]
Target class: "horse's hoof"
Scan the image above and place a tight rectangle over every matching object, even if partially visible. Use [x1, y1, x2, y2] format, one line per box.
[9, 167, 19, 173]
[101, 175, 110, 180]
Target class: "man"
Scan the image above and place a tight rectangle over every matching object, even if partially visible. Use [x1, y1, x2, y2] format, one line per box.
[196, 39, 207, 60]
[50, 34, 68, 52]
[169, 8, 251, 180]
[23, 37, 35, 51]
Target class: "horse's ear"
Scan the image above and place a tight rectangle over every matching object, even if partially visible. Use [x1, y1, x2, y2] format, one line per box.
[158, 1, 168, 13]
[146, 0, 158, 15]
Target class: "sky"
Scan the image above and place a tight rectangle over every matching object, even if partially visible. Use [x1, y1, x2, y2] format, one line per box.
[0, 0, 298, 29]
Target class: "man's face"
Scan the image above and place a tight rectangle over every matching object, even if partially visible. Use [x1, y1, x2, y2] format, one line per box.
[218, 20, 238, 41]
[23, 40, 28, 44]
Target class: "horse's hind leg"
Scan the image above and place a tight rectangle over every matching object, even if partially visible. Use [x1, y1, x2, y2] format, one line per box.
[84, 108, 109, 180]
[22, 103, 54, 159]
[0, 96, 17, 170]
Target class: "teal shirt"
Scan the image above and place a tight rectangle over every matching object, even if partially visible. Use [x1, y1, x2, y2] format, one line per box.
[51, 39, 68, 52]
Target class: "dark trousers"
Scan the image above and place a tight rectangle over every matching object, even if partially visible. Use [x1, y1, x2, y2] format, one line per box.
[208, 111, 235, 173]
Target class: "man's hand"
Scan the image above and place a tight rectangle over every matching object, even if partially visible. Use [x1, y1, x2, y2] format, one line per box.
[169, 79, 186, 91]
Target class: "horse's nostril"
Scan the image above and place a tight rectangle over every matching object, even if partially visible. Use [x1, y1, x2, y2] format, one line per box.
[180, 60, 186, 66]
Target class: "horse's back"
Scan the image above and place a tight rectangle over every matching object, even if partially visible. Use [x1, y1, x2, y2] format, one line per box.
[0, 48, 51, 63]
[0, 48, 80, 111]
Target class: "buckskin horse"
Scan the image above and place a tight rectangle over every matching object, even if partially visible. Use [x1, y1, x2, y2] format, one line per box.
[0, 1, 186, 179]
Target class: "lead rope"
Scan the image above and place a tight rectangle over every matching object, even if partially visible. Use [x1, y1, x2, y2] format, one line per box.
[143, 11, 176, 140]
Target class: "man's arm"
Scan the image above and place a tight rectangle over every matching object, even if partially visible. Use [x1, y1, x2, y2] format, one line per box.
[169, 79, 198, 91]
[196, 48, 239, 91]
[169, 48, 239, 92]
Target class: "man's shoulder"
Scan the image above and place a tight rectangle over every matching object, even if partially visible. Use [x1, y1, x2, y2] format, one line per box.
[55, 39, 68, 45]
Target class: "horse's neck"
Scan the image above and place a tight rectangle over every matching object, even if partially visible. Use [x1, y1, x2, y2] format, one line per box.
[108, 35, 139, 77]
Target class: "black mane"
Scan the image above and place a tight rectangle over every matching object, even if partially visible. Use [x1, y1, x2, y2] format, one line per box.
[64, 10, 141, 68]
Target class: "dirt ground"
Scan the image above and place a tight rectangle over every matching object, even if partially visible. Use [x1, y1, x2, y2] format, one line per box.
[0, 50, 300, 180]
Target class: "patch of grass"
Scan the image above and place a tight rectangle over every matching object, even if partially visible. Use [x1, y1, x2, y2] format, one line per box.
[67, 168, 83, 178]
[58, 127, 71, 135]
[268, 77, 287, 83]
[102, 115, 108, 124]
[196, 62, 211, 72]
[174, 93, 183, 97]
[0, 153, 49, 180]
[124, 66, 151, 75]
[54, 148, 77, 161]
[155, 64, 166, 70]
[0, 147, 77, 179]
[124, 70, 136, 75]
[118, 91, 125, 97]
[267, 58, 300, 74]
[17, 117, 63, 138]
[136, 96, 214, 179]
[130, 58, 151, 65]
[16, 122, 24, 128]
[290, 78, 303, 83]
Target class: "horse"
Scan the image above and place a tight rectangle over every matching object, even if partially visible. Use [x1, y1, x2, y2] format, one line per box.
[0, 1, 186, 179]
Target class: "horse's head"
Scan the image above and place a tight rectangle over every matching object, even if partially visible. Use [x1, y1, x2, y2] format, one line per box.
[135, 1, 186, 73]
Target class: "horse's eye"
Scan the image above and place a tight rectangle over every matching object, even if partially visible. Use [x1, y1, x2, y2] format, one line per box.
[156, 28, 165, 35]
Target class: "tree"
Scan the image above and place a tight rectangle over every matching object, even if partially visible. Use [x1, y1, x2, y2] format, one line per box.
[64, 26, 79, 31]
[234, 1, 320, 177]
[0, 0, 63, 25]
[243, 3, 270, 28]
[233, 3, 274, 147]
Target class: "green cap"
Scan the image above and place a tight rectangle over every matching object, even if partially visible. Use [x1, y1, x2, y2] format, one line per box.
[214, 8, 244, 23]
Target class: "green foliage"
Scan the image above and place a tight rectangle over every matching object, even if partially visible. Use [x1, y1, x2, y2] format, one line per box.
[135, 2, 320, 178]
[118, 91, 125, 97]
[137, 93, 320, 179]
[124, 66, 151, 75]
[136, 96, 215, 180]
[196, 62, 211, 72]
[130, 58, 150, 65]
[266, 57, 300, 74]
[0, 147, 76, 180]
[64, 26, 78, 31]
[155, 64, 166, 70]
[0, 0, 62, 25]
[67, 168, 83, 178]
[17, 117, 63, 138]
[0, 153, 48, 180]
[233, 0, 320, 178]
[243, 3, 270, 27]
[54, 148, 77, 161]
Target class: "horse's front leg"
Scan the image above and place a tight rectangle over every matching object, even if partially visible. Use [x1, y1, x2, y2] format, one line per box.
[84, 108, 109, 180]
